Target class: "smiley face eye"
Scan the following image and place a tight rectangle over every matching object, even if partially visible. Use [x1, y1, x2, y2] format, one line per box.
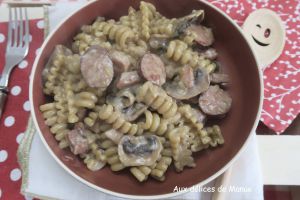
[264, 28, 271, 38]
[256, 24, 261, 28]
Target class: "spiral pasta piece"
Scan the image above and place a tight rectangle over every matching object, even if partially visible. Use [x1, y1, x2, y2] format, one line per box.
[64, 78, 78, 123]
[150, 156, 172, 181]
[178, 104, 203, 131]
[190, 128, 209, 152]
[44, 52, 65, 95]
[83, 152, 106, 171]
[206, 125, 224, 147]
[52, 87, 68, 124]
[120, 7, 138, 30]
[130, 166, 153, 182]
[96, 21, 134, 48]
[104, 146, 126, 171]
[99, 104, 141, 135]
[167, 126, 195, 172]
[140, 1, 156, 40]
[151, 17, 175, 37]
[40, 103, 58, 126]
[84, 105, 102, 127]
[182, 31, 197, 46]
[74, 92, 98, 109]
[140, 110, 168, 135]
[165, 40, 216, 73]
[136, 82, 178, 119]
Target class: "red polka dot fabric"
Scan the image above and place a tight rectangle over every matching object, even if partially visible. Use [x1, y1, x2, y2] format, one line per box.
[0, 19, 44, 200]
[0, 1, 299, 199]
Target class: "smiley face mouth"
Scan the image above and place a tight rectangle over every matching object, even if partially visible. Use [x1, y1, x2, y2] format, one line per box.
[251, 35, 270, 46]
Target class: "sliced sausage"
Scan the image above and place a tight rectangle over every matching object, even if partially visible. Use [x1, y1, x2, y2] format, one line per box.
[81, 46, 114, 88]
[187, 25, 214, 46]
[198, 85, 232, 115]
[181, 65, 195, 88]
[140, 53, 166, 86]
[67, 127, 89, 155]
[210, 73, 230, 84]
[200, 48, 218, 60]
[116, 71, 142, 89]
[109, 50, 131, 74]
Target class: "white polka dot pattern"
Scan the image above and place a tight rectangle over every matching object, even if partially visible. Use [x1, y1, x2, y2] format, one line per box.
[16, 133, 24, 144]
[11, 86, 21, 96]
[0, 33, 5, 43]
[18, 60, 28, 69]
[10, 168, 21, 181]
[4, 116, 15, 127]
[0, 150, 8, 162]
[23, 100, 30, 111]
[37, 20, 44, 29]
[35, 47, 41, 56]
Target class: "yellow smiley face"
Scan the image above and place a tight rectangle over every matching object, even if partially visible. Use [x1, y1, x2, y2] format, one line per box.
[243, 9, 285, 68]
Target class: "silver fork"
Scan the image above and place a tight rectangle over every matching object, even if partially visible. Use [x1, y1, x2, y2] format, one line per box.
[0, 7, 29, 118]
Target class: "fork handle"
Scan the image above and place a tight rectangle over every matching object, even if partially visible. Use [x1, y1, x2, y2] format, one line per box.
[0, 87, 8, 119]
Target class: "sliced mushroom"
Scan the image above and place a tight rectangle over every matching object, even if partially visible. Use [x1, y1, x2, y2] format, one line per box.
[165, 66, 210, 100]
[175, 10, 204, 37]
[181, 65, 195, 88]
[106, 87, 148, 121]
[149, 36, 169, 50]
[104, 129, 123, 144]
[118, 135, 162, 166]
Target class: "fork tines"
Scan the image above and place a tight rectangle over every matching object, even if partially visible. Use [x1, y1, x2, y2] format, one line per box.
[7, 7, 29, 50]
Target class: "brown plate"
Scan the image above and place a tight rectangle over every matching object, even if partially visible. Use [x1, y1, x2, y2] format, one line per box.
[30, 0, 263, 198]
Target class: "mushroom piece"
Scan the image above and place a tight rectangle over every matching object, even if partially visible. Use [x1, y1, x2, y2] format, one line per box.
[104, 129, 123, 144]
[174, 10, 204, 37]
[149, 36, 169, 50]
[165, 66, 210, 100]
[106, 87, 148, 121]
[118, 135, 162, 166]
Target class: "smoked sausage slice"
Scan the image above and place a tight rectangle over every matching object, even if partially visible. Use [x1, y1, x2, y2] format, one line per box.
[198, 85, 232, 115]
[81, 46, 114, 88]
[139, 53, 166, 86]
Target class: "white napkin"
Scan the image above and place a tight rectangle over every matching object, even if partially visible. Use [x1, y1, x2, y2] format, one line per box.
[23, 2, 264, 200]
